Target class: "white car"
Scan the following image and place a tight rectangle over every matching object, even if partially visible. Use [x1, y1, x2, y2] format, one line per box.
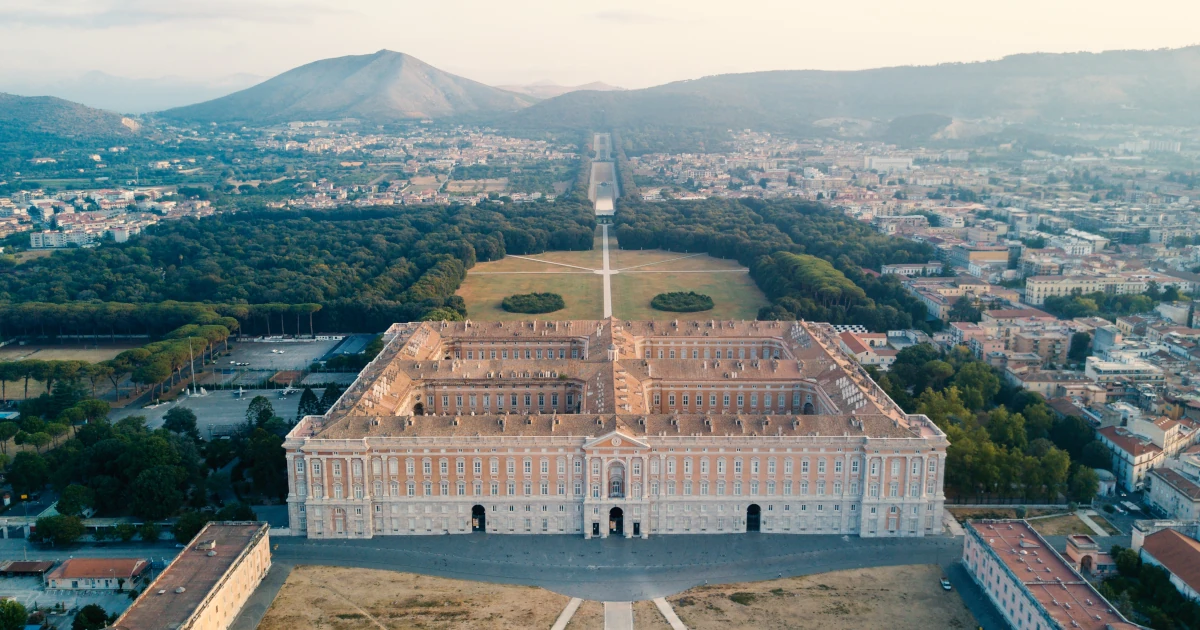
[940, 578, 952, 591]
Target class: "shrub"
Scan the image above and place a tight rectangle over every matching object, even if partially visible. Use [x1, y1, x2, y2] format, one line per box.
[651, 291, 714, 313]
[501, 292, 565, 314]
[729, 592, 757, 606]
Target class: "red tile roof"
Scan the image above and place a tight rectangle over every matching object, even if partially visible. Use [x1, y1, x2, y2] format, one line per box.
[1141, 529, 1200, 594]
[967, 521, 1140, 630]
[1099, 426, 1163, 457]
[47, 558, 147, 580]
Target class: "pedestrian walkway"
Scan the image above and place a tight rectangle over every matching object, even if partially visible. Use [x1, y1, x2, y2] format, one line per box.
[599, 224, 613, 317]
[653, 598, 687, 630]
[604, 601, 633, 630]
[1077, 510, 1109, 537]
[550, 597, 583, 630]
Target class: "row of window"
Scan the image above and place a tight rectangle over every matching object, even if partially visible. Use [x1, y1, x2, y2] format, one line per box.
[654, 391, 802, 411]
[306, 477, 940, 500]
[645, 346, 781, 360]
[455, 348, 578, 360]
[431, 392, 574, 410]
[301, 456, 938, 480]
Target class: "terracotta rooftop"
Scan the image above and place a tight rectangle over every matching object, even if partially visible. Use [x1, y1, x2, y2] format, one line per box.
[47, 558, 148, 580]
[1140, 528, 1200, 595]
[1099, 426, 1163, 458]
[968, 521, 1140, 630]
[300, 319, 929, 442]
[113, 522, 267, 630]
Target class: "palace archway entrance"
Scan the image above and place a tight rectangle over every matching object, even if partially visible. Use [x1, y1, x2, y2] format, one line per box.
[471, 505, 486, 533]
[746, 504, 761, 532]
[609, 507, 624, 536]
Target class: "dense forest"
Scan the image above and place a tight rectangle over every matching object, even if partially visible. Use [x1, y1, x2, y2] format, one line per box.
[0, 202, 596, 332]
[615, 199, 938, 331]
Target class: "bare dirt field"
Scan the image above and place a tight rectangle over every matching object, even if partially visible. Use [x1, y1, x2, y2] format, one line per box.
[409, 175, 445, 189]
[258, 566, 569, 630]
[0, 342, 141, 363]
[446, 178, 508, 193]
[566, 600, 603, 629]
[666, 564, 977, 630]
[1030, 514, 1095, 536]
[633, 600, 673, 629]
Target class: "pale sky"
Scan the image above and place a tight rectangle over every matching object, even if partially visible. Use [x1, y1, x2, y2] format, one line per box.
[1, 0, 1199, 89]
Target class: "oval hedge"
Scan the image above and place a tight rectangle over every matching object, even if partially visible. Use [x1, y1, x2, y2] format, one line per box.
[650, 291, 714, 313]
[501, 292, 566, 314]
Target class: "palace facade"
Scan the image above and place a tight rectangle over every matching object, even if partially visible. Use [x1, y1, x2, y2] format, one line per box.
[285, 318, 948, 539]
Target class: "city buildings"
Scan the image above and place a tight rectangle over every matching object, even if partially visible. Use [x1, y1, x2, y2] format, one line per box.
[284, 318, 948, 540]
[962, 520, 1139, 630]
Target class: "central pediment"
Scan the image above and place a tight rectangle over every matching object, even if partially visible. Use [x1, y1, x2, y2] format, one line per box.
[584, 430, 650, 450]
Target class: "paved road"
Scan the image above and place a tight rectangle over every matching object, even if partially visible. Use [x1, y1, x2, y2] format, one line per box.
[600, 224, 613, 318]
[604, 601, 632, 630]
[269, 533, 967, 602]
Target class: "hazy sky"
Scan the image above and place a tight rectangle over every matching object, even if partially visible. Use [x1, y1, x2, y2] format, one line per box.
[1, 0, 1199, 88]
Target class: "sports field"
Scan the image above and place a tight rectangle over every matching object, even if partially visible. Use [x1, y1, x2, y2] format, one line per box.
[0, 343, 141, 362]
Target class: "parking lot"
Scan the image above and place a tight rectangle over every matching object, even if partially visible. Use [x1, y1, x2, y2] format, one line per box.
[220, 338, 344, 373]
[111, 391, 304, 435]
[0, 575, 133, 629]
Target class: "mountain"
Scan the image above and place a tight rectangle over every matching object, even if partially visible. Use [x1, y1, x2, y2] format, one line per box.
[513, 47, 1200, 132]
[161, 50, 535, 124]
[0, 93, 139, 142]
[496, 82, 624, 100]
[0, 72, 265, 114]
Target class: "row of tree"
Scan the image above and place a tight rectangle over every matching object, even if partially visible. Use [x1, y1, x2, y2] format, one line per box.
[614, 199, 937, 332]
[0, 203, 597, 332]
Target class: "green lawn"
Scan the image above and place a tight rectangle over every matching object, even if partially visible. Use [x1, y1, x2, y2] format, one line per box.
[457, 271, 603, 321]
[611, 270, 766, 320]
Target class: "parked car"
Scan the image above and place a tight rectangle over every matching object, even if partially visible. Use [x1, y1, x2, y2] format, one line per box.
[940, 578, 952, 591]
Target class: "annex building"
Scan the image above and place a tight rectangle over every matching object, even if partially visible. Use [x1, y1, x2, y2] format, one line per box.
[285, 319, 948, 539]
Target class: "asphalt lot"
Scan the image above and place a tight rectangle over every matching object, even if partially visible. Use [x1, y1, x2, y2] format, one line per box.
[221, 338, 343, 372]
[267, 532, 968, 602]
[111, 391, 302, 433]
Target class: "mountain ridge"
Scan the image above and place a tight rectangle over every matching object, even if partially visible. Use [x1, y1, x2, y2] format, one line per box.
[161, 50, 535, 123]
[512, 46, 1200, 131]
[0, 93, 139, 142]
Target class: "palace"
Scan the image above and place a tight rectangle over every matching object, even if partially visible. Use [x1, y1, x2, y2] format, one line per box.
[285, 318, 948, 539]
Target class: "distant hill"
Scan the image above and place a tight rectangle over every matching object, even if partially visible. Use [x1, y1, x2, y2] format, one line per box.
[162, 50, 535, 124]
[513, 47, 1200, 132]
[0, 93, 139, 142]
[496, 82, 624, 100]
[0, 71, 265, 114]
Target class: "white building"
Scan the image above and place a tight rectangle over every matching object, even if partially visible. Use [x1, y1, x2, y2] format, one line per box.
[963, 520, 1139, 630]
[1146, 467, 1200, 521]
